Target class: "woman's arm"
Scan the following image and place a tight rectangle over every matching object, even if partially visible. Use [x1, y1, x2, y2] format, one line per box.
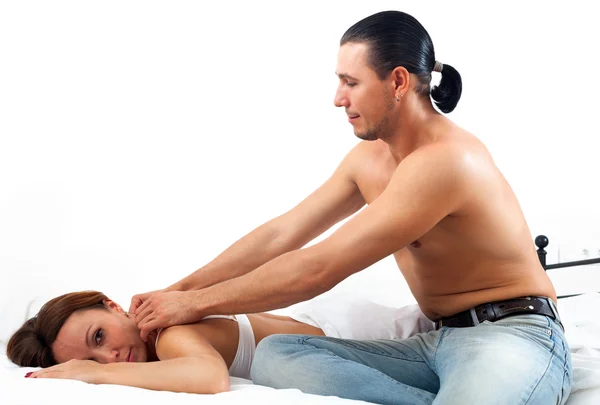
[102, 325, 229, 393]
[29, 325, 230, 394]
[98, 356, 229, 394]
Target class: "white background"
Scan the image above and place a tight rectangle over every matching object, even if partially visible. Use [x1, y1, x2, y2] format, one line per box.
[1, 1, 599, 317]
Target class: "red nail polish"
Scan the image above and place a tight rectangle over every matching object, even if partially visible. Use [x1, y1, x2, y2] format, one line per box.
[25, 372, 33, 378]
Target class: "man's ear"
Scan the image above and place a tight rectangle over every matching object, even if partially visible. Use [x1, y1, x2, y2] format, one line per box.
[102, 298, 125, 314]
[390, 66, 410, 98]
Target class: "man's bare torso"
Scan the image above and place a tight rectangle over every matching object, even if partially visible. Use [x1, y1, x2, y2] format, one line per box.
[349, 135, 556, 320]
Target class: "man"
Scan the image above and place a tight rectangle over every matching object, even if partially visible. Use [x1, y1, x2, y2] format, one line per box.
[131, 10, 571, 405]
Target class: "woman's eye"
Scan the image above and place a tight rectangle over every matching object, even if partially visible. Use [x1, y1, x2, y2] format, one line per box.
[94, 329, 103, 345]
[347, 82, 356, 87]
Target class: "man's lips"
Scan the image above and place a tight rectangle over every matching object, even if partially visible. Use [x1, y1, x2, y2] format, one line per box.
[126, 348, 133, 362]
[347, 115, 360, 122]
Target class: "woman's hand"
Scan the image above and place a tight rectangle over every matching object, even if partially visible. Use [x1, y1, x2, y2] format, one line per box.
[26, 359, 102, 383]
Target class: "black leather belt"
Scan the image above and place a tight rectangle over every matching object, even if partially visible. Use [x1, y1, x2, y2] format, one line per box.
[435, 296, 561, 330]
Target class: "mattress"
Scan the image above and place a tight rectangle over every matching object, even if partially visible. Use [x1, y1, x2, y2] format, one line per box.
[1, 293, 599, 405]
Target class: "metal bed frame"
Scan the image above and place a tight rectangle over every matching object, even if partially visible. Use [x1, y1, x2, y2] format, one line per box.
[535, 234, 600, 299]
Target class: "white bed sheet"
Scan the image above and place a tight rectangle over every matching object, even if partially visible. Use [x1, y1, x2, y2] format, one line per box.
[1, 293, 599, 405]
[0, 350, 372, 405]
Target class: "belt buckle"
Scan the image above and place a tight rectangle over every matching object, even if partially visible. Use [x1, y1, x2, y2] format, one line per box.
[546, 298, 559, 320]
[545, 297, 565, 331]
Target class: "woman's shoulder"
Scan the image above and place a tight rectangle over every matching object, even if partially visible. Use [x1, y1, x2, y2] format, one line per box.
[157, 315, 236, 343]
[155, 319, 239, 364]
[157, 323, 212, 344]
[154, 324, 219, 360]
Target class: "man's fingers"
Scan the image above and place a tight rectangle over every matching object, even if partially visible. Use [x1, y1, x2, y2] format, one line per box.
[129, 296, 142, 315]
[129, 293, 149, 315]
[139, 318, 159, 342]
[134, 298, 154, 323]
[137, 312, 156, 334]
[134, 295, 152, 316]
[135, 301, 155, 326]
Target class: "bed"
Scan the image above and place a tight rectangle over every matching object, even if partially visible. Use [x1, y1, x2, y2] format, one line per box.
[535, 235, 600, 404]
[1, 235, 599, 405]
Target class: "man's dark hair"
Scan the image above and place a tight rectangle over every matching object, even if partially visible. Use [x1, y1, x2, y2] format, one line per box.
[341, 10, 462, 113]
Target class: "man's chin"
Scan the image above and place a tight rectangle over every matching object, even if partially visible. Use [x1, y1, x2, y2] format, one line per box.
[354, 131, 378, 141]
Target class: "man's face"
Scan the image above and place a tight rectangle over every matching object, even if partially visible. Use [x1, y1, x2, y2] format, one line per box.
[334, 42, 395, 141]
[51, 301, 149, 364]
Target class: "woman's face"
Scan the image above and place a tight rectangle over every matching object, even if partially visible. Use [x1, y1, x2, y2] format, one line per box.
[51, 300, 149, 364]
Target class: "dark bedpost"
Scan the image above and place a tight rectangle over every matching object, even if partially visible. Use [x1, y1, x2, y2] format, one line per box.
[535, 235, 549, 269]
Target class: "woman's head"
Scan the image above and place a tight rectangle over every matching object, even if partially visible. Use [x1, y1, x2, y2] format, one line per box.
[7, 291, 149, 367]
[340, 10, 462, 114]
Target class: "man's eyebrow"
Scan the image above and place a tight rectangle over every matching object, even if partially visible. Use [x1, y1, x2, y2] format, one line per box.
[335, 72, 359, 81]
[85, 325, 92, 348]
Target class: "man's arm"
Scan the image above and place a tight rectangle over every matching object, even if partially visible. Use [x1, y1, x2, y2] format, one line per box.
[135, 144, 471, 337]
[165, 148, 366, 293]
[130, 145, 365, 315]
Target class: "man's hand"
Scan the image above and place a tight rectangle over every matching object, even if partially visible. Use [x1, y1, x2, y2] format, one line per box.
[26, 359, 102, 383]
[134, 290, 202, 342]
[129, 289, 164, 315]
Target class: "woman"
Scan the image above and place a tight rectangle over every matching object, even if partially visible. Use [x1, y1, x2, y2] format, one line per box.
[7, 290, 433, 394]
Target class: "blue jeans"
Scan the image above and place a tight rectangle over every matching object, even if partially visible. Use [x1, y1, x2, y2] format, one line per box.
[251, 310, 572, 404]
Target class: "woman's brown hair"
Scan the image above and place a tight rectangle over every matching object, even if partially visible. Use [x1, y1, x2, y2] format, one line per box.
[6, 290, 108, 367]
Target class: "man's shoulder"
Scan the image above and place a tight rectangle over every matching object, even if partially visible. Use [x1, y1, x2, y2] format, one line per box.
[346, 139, 390, 162]
[394, 138, 493, 194]
[335, 140, 389, 176]
[407, 137, 488, 171]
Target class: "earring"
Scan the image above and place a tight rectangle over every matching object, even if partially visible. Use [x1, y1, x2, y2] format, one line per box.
[396, 96, 400, 102]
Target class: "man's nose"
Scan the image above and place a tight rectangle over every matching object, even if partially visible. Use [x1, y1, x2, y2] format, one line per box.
[334, 89, 349, 108]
